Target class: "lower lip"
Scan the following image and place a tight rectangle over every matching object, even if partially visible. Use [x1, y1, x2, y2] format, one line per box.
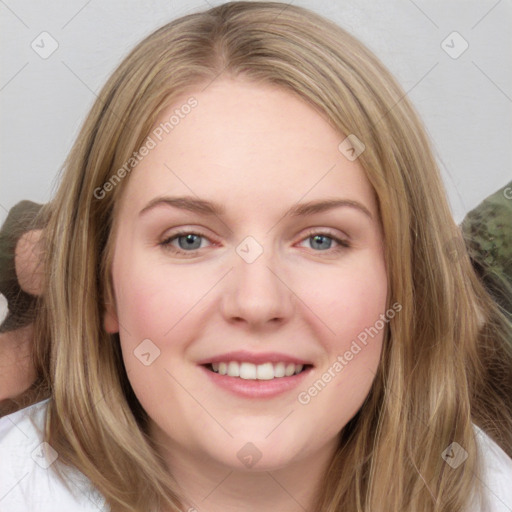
[199, 365, 313, 399]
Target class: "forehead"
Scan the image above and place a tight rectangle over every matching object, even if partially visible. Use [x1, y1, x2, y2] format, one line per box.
[117, 78, 377, 220]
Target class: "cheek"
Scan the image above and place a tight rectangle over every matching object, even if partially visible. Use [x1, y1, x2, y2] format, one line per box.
[293, 253, 387, 408]
[300, 255, 388, 347]
[295, 258, 387, 427]
[113, 251, 206, 339]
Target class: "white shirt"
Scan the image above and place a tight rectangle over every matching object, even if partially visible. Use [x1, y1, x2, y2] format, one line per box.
[0, 399, 108, 512]
[1, 399, 511, 511]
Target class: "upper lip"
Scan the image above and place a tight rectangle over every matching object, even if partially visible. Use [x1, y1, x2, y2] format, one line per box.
[197, 350, 313, 366]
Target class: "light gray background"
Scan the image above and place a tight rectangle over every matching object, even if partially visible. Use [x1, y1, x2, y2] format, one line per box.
[0, 0, 511, 227]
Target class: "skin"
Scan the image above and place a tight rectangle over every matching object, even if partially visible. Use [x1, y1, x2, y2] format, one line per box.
[104, 78, 388, 512]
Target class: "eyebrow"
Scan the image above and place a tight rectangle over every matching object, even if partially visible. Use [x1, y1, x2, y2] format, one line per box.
[138, 195, 373, 220]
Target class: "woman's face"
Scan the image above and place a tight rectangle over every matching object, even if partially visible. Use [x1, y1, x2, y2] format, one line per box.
[104, 78, 388, 471]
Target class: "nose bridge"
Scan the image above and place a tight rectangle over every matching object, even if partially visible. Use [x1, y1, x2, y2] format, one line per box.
[221, 235, 293, 325]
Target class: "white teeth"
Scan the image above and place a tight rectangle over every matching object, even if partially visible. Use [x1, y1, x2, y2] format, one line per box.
[239, 362, 257, 379]
[209, 361, 307, 379]
[256, 362, 274, 380]
[274, 362, 286, 378]
[284, 363, 295, 376]
[227, 361, 240, 377]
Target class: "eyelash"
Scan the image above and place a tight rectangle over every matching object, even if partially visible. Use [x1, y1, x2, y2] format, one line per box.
[159, 228, 350, 257]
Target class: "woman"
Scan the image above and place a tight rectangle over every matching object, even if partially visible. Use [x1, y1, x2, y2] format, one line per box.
[1, 2, 511, 511]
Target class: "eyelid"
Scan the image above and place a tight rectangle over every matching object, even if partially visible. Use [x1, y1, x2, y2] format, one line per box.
[296, 227, 351, 254]
[159, 226, 350, 255]
[300, 227, 349, 243]
[159, 228, 217, 254]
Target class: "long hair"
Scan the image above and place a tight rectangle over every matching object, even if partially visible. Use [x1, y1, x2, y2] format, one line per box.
[29, 2, 512, 511]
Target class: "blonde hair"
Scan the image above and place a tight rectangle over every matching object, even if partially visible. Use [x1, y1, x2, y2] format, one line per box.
[29, 2, 512, 511]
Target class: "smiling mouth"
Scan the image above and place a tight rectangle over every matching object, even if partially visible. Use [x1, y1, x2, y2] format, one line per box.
[203, 361, 313, 380]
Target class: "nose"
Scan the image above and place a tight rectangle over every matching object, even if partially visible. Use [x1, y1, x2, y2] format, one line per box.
[220, 245, 294, 329]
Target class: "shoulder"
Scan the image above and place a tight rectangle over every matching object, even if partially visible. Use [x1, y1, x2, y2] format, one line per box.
[0, 399, 108, 512]
[470, 423, 512, 511]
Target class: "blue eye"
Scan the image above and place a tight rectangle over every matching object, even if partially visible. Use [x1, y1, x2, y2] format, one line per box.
[160, 231, 209, 256]
[159, 229, 350, 257]
[307, 234, 337, 251]
[174, 233, 203, 250]
[298, 230, 351, 253]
